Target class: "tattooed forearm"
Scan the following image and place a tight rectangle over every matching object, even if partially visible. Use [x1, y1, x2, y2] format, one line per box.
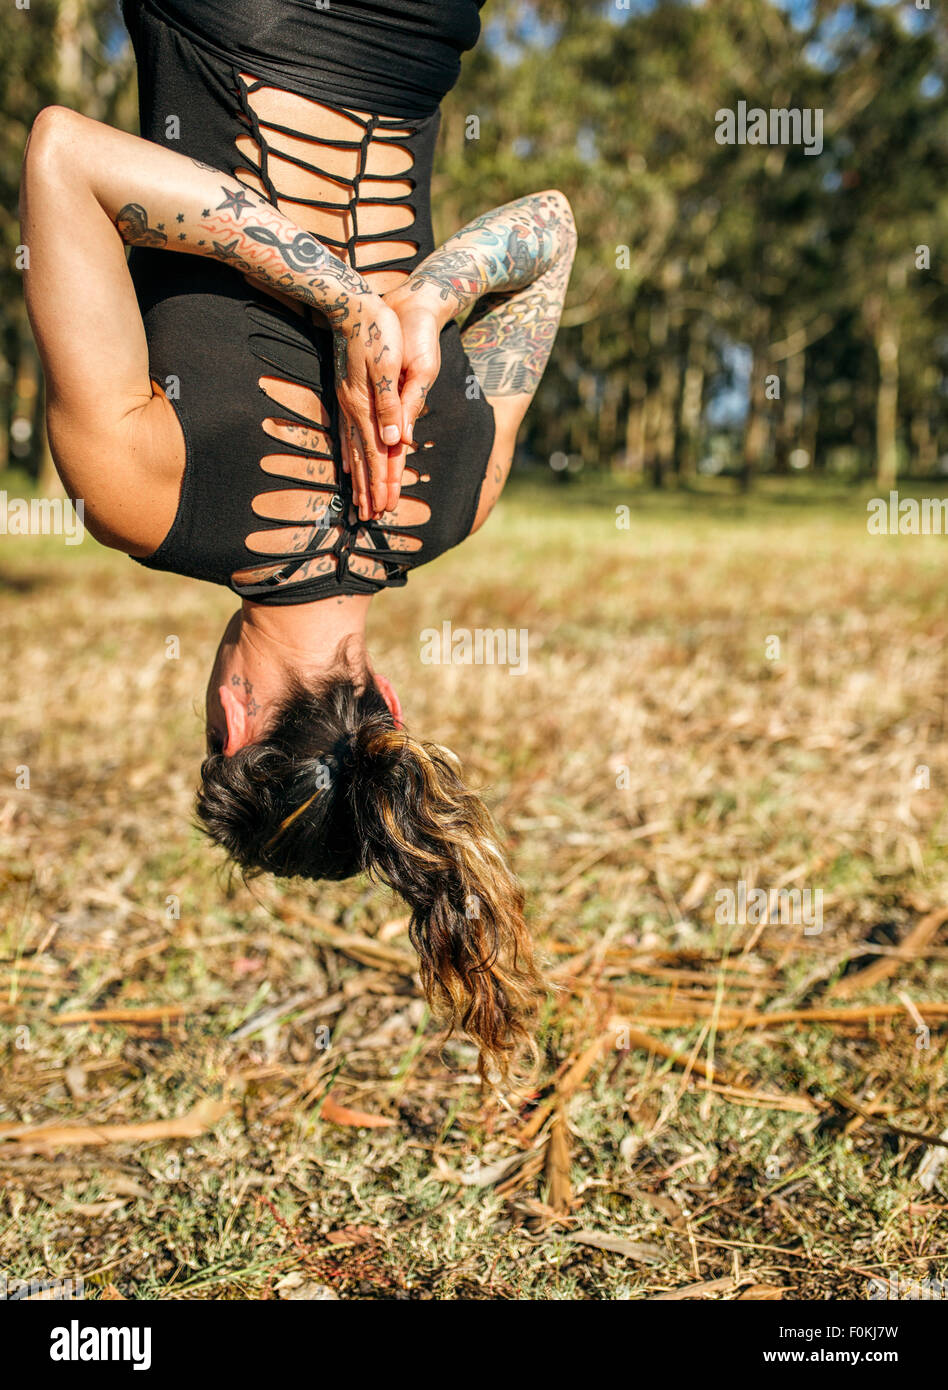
[399, 190, 577, 324]
[463, 288, 559, 397]
[461, 246, 573, 398]
[113, 170, 373, 329]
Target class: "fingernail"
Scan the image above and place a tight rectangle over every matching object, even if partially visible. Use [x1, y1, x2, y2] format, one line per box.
[405, 422, 413, 442]
[382, 426, 400, 446]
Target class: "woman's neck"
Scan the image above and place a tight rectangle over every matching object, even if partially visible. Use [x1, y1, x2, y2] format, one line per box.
[240, 593, 373, 673]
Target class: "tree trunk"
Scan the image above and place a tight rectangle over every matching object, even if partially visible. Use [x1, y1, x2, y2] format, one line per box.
[644, 384, 664, 488]
[656, 352, 681, 482]
[599, 373, 620, 472]
[623, 380, 646, 475]
[875, 314, 900, 491]
[740, 358, 768, 489]
[774, 341, 805, 474]
[738, 308, 772, 491]
[12, 345, 40, 477]
[802, 408, 820, 477]
[910, 412, 936, 477]
[678, 316, 707, 478]
[646, 301, 669, 487]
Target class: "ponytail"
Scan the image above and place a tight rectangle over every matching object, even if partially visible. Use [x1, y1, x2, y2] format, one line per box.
[348, 715, 542, 1082]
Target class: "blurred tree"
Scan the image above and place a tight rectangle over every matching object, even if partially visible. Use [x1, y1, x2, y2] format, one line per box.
[445, 0, 948, 487]
[817, 0, 948, 487]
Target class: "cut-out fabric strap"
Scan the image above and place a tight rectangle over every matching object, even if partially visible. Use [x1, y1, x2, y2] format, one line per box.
[234, 75, 420, 278]
[226, 73, 434, 593]
[238, 302, 430, 594]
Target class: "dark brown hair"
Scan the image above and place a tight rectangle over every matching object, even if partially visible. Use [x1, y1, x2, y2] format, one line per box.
[196, 656, 541, 1081]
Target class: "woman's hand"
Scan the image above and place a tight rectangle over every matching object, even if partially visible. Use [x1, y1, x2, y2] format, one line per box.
[333, 294, 405, 520]
[384, 285, 445, 455]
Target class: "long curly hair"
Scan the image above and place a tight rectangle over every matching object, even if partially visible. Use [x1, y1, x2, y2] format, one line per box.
[196, 653, 541, 1081]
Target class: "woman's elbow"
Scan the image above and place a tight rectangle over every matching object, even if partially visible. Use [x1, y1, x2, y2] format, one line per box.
[539, 188, 577, 250]
[23, 105, 84, 182]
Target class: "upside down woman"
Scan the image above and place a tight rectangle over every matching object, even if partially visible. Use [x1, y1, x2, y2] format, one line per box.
[20, 0, 576, 1079]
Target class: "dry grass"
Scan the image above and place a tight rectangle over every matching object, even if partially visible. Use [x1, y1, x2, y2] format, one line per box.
[1, 474, 946, 1301]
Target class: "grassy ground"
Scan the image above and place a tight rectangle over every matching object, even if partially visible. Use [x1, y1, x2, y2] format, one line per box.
[1, 474, 946, 1301]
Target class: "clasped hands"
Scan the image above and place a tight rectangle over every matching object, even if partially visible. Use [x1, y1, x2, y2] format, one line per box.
[334, 285, 444, 522]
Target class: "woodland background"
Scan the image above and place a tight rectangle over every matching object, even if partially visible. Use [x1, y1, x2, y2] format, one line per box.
[1, 0, 947, 492]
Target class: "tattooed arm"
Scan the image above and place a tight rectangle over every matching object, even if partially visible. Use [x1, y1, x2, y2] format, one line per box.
[41, 109, 404, 518]
[384, 189, 577, 434]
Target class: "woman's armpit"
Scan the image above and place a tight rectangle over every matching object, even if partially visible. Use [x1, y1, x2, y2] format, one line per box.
[120, 380, 189, 557]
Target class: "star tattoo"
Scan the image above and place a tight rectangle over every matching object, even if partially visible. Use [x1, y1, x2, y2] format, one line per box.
[216, 186, 255, 219]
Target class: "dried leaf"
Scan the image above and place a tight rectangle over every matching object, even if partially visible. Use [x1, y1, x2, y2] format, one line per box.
[378, 916, 410, 942]
[324, 1225, 376, 1246]
[60, 1198, 128, 1218]
[435, 1149, 534, 1187]
[680, 868, 715, 912]
[0, 1097, 230, 1150]
[565, 1230, 663, 1263]
[545, 1107, 573, 1215]
[650, 1276, 752, 1301]
[64, 1064, 88, 1101]
[319, 1094, 395, 1128]
[916, 1131, 948, 1192]
[275, 1273, 339, 1301]
[103, 1176, 153, 1200]
[52, 1006, 188, 1024]
[635, 1189, 686, 1226]
[829, 908, 948, 1000]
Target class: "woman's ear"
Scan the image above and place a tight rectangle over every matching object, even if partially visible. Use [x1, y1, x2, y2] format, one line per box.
[373, 672, 403, 729]
[219, 683, 250, 755]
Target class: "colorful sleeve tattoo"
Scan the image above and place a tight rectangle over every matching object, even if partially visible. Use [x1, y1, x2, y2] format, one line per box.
[401, 190, 577, 398]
